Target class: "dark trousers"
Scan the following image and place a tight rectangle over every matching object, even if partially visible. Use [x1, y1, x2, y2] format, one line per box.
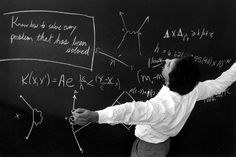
[130, 138, 170, 157]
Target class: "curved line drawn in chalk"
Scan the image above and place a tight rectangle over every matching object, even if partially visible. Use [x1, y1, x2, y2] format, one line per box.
[3, 10, 93, 18]
[0, 58, 92, 71]
[20, 95, 43, 140]
[66, 90, 84, 154]
[68, 91, 135, 132]
[65, 90, 135, 154]
[111, 91, 135, 131]
[117, 11, 149, 56]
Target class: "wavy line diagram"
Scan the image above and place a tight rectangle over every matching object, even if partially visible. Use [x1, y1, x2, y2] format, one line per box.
[117, 11, 149, 56]
[19, 95, 43, 140]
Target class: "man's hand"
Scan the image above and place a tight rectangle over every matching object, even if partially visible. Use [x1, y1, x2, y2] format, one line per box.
[72, 108, 98, 126]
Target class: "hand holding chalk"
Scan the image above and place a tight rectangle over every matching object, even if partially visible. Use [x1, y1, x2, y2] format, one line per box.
[72, 108, 98, 126]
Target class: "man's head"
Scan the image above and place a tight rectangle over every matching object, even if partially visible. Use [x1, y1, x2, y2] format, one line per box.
[162, 56, 200, 95]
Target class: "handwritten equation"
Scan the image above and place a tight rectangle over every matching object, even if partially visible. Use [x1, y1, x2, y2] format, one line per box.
[0, 8, 235, 155]
[153, 42, 232, 68]
[21, 71, 121, 91]
[163, 28, 214, 42]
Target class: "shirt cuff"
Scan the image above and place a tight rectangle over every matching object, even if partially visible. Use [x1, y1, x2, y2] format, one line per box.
[96, 109, 109, 124]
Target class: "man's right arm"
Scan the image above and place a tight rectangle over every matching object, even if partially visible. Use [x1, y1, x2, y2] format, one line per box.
[196, 62, 236, 101]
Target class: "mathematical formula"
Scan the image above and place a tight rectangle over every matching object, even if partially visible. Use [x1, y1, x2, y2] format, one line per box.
[1, 8, 234, 155]
[21, 71, 121, 91]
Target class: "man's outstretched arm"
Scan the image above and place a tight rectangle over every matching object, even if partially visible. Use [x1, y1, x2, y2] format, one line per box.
[197, 62, 236, 101]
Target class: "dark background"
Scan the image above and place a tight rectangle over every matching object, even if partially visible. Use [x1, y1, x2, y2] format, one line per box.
[0, 0, 235, 156]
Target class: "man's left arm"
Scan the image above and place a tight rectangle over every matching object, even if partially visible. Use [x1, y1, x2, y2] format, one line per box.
[196, 62, 236, 101]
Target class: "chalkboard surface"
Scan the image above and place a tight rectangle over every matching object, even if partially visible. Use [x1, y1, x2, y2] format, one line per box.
[0, 0, 235, 156]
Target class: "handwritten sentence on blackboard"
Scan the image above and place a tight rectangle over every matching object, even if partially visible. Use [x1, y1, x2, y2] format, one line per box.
[10, 16, 90, 55]
[11, 16, 77, 35]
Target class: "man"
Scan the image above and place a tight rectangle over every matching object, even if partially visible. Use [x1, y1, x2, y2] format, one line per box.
[72, 56, 236, 157]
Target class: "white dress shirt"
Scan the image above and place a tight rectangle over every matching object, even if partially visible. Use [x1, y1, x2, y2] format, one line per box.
[97, 63, 236, 144]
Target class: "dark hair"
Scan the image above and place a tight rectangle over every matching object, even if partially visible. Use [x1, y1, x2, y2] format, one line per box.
[168, 56, 200, 95]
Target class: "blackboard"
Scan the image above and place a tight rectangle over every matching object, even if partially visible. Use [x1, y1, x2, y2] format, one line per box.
[0, 0, 235, 156]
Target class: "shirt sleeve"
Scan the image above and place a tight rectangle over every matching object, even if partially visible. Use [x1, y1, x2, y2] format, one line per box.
[96, 95, 173, 125]
[96, 100, 154, 125]
[96, 87, 176, 125]
[196, 62, 236, 101]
